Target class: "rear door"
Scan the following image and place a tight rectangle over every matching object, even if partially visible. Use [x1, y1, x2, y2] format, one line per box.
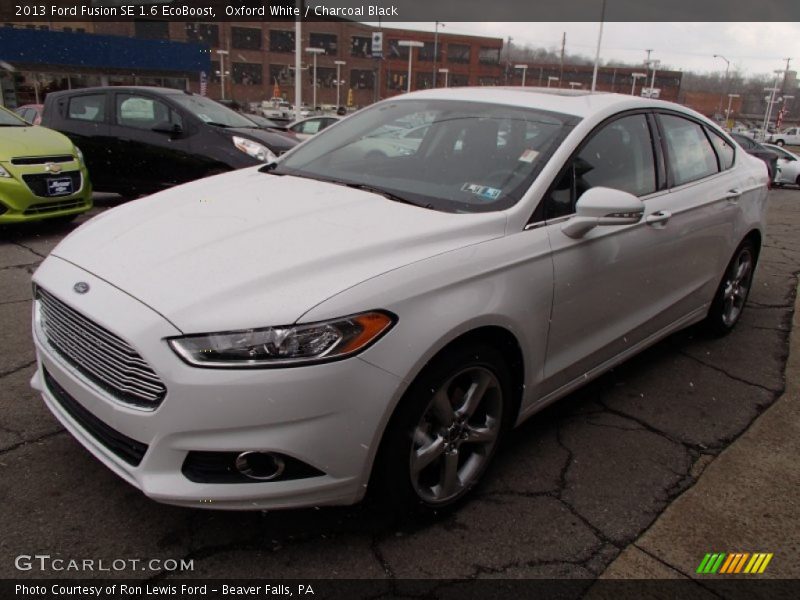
[55, 92, 111, 187]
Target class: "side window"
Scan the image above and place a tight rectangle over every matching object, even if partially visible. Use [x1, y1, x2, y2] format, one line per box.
[545, 114, 656, 219]
[297, 119, 323, 134]
[116, 94, 181, 130]
[67, 94, 106, 122]
[660, 115, 719, 186]
[705, 127, 735, 170]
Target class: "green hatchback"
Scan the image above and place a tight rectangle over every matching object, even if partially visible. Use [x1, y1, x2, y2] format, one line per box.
[0, 106, 92, 224]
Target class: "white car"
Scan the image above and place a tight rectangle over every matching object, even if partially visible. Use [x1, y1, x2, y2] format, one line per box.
[767, 127, 800, 147]
[764, 143, 800, 186]
[30, 89, 768, 511]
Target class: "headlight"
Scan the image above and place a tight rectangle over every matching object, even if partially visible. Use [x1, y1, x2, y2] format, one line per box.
[0, 165, 10, 178]
[74, 146, 84, 164]
[232, 136, 277, 163]
[168, 311, 395, 368]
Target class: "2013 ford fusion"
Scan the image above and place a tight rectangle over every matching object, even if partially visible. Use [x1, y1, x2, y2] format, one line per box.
[30, 89, 768, 511]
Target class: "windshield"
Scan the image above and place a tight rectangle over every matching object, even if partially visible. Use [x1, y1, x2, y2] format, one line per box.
[274, 99, 576, 213]
[170, 94, 257, 128]
[0, 107, 27, 127]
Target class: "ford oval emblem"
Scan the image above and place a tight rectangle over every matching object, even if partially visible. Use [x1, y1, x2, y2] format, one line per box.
[73, 282, 90, 294]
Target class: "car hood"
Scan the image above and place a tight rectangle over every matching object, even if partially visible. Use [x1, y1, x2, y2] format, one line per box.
[228, 127, 299, 153]
[0, 125, 74, 160]
[52, 169, 506, 333]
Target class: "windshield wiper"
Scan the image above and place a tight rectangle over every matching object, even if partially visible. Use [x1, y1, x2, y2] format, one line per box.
[344, 183, 423, 208]
[205, 121, 232, 128]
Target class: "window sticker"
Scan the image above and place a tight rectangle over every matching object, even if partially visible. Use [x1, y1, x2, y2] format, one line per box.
[461, 183, 502, 201]
[519, 148, 539, 163]
[197, 113, 212, 122]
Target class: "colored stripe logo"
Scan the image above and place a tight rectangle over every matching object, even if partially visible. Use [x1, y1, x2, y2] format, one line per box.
[697, 552, 773, 574]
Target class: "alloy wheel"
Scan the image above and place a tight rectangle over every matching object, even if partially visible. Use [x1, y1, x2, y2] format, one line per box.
[721, 248, 754, 327]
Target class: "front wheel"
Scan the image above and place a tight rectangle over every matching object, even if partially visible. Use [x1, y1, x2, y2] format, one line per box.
[704, 240, 756, 335]
[372, 343, 512, 513]
[776, 139, 785, 147]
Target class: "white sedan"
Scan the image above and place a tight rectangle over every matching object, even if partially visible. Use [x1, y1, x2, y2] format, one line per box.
[30, 89, 768, 512]
[764, 143, 800, 187]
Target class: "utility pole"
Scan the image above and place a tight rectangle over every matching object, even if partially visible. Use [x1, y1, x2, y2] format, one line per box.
[644, 49, 652, 88]
[505, 37, 513, 85]
[432, 22, 444, 88]
[591, 0, 606, 93]
[782, 57, 792, 94]
[558, 32, 566, 89]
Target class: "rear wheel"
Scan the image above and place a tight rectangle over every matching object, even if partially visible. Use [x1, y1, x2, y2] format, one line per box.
[372, 343, 512, 513]
[776, 139, 786, 147]
[704, 240, 756, 335]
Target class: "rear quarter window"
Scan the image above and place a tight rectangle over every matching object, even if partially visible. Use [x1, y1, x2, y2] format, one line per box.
[706, 127, 735, 170]
[67, 95, 106, 122]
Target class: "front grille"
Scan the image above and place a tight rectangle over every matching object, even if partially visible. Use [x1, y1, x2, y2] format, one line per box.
[11, 155, 74, 166]
[22, 171, 81, 198]
[36, 287, 167, 408]
[44, 369, 148, 466]
[24, 198, 87, 215]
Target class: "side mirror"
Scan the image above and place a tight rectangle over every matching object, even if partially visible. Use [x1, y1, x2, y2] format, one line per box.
[152, 122, 183, 136]
[561, 187, 644, 239]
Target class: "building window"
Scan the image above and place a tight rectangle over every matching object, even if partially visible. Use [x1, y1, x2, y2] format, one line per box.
[232, 27, 262, 50]
[416, 72, 434, 89]
[134, 20, 169, 40]
[269, 30, 295, 53]
[478, 47, 500, 65]
[351, 36, 373, 58]
[269, 64, 295, 87]
[310, 67, 336, 88]
[478, 76, 499, 86]
[232, 62, 263, 86]
[185, 23, 219, 46]
[449, 73, 469, 87]
[387, 40, 409, 60]
[387, 70, 408, 91]
[418, 42, 440, 62]
[309, 32, 337, 55]
[350, 69, 374, 90]
[448, 44, 470, 64]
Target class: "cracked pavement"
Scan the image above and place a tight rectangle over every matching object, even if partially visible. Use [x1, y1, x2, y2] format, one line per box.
[0, 190, 797, 582]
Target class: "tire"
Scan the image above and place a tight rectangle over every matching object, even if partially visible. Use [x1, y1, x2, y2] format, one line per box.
[371, 342, 513, 515]
[704, 240, 757, 336]
[776, 139, 785, 147]
[796, 175, 800, 188]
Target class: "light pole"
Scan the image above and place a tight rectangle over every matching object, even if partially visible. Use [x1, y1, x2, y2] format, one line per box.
[591, 0, 607, 92]
[630, 72, 646, 95]
[514, 64, 528, 86]
[438, 68, 449, 88]
[216, 49, 229, 100]
[547, 76, 559, 88]
[762, 69, 785, 140]
[398, 40, 424, 93]
[432, 21, 445, 88]
[334, 60, 346, 108]
[713, 54, 730, 118]
[725, 93, 740, 128]
[305, 47, 325, 110]
[645, 59, 660, 98]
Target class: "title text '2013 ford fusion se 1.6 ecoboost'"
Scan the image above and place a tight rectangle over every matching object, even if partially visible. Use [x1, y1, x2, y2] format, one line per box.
[30, 88, 768, 511]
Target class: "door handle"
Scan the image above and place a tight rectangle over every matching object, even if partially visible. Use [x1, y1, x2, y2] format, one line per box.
[645, 210, 672, 226]
[724, 188, 741, 203]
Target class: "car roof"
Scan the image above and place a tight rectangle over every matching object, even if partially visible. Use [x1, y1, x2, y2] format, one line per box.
[47, 86, 188, 98]
[394, 87, 699, 120]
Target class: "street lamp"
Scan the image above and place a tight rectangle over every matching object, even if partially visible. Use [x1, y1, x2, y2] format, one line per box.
[432, 21, 445, 88]
[713, 54, 731, 118]
[645, 59, 660, 98]
[216, 49, 229, 101]
[762, 69, 785, 141]
[334, 60, 346, 108]
[630, 72, 647, 95]
[438, 68, 449, 88]
[725, 93, 740, 128]
[305, 47, 325, 111]
[398, 40, 424, 93]
[547, 76, 559, 88]
[514, 64, 528, 86]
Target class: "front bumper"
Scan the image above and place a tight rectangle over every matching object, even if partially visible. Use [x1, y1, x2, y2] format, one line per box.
[31, 256, 403, 510]
[0, 159, 92, 223]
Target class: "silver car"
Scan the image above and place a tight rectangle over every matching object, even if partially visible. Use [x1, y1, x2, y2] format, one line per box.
[30, 88, 768, 512]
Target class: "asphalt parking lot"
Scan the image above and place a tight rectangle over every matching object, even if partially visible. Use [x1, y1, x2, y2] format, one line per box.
[0, 189, 798, 582]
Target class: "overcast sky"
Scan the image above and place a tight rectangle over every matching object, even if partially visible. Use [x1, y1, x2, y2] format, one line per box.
[368, 22, 799, 77]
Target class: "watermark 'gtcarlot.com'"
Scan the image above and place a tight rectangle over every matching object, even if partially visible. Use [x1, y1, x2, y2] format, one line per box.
[15, 555, 194, 573]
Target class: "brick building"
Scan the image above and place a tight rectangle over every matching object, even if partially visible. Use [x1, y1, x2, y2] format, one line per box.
[1, 20, 503, 108]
